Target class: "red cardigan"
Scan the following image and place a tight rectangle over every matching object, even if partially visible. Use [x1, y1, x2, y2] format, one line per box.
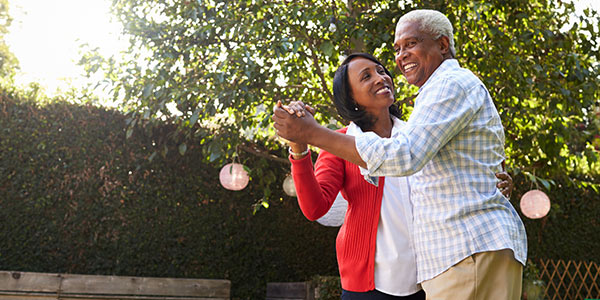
[290, 128, 385, 292]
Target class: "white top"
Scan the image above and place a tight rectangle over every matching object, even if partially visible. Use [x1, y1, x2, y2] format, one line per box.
[347, 118, 421, 296]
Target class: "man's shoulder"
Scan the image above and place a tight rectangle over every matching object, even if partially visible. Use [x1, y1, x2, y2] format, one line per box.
[435, 64, 482, 91]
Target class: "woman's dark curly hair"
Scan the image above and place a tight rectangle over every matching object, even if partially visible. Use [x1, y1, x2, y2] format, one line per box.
[332, 52, 402, 131]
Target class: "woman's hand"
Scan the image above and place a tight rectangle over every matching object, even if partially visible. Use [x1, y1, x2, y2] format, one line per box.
[277, 100, 315, 117]
[275, 101, 310, 159]
[495, 171, 514, 199]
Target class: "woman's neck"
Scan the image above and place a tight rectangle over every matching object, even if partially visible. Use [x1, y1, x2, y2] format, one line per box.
[369, 112, 393, 138]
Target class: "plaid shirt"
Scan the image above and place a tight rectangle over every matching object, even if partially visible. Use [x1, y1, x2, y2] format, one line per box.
[355, 59, 527, 283]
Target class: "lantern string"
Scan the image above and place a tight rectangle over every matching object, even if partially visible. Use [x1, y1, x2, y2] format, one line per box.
[229, 145, 241, 174]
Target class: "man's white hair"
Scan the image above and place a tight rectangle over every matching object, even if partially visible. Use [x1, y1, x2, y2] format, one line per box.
[396, 9, 456, 58]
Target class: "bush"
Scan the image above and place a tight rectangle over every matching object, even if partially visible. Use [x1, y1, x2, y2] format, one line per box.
[0, 92, 339, 299]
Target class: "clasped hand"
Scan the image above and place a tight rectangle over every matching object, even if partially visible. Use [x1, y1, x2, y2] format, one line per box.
[272, 100, 318, 145]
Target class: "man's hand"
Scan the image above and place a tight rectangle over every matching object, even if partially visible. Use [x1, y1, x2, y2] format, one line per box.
[495, 171, 514, 199]
[272, 100, 366, 168]
[272, 100, 320, 144]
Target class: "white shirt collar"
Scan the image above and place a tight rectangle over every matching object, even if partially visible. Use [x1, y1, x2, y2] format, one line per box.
[346, 115, 405, 137]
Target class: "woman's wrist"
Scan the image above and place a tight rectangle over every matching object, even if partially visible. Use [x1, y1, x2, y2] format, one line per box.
[289, 144, 308, 159]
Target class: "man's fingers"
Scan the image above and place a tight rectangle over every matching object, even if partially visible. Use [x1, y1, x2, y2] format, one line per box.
[273, 106, 292, 118]
[305, 105, 315, 115]
[272, 121, 281, 132]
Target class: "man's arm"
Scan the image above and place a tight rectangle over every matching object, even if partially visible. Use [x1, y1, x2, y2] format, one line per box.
[273, 76, 483, 178]
[355, 78, 482, 177]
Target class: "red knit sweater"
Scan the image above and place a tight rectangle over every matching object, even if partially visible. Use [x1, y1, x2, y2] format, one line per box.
[290, 128, 385, 292]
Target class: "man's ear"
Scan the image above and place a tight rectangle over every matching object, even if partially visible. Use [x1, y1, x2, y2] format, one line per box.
[438, 35, 450, 56]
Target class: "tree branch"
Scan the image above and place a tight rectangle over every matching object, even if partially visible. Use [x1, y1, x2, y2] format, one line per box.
[240, 142, 290, 165]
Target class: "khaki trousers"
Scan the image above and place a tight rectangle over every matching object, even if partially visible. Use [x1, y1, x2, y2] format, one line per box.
[421, 249, 523, 300]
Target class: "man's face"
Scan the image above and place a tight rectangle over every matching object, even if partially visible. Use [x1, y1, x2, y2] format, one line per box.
[393, 20, 448, 88]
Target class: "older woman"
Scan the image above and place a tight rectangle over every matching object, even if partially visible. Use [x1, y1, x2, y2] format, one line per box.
[279, 52, 513, 300]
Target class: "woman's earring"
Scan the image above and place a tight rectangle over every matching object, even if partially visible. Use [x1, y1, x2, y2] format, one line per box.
[354, 107, 359, 111]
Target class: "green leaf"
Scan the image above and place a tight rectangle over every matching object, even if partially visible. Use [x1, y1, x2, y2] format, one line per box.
[178, 143, 187, 155]
[148, 151, 157, 162]
[142, 83, 153, 98]
[189, 108, 200, 126]
[126, 126, 134, 139]
[539, 178, 551, 191]
[320, 41, 334, 57]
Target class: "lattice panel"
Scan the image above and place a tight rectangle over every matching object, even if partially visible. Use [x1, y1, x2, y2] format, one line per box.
[538, 259, 600, 300]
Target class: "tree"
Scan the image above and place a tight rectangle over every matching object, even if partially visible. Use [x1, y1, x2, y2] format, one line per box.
[0, 0, 18, 78]
[81, 0, 599, 203]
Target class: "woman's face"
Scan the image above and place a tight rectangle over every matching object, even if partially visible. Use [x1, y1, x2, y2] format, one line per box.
[347, 57, 395, 117]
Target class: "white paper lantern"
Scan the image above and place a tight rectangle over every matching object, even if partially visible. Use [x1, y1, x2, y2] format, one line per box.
[283, 175, 296, 197]
[219, 163, 249, 191]
[520, 190, 551, 219]
[316, 193, 348, 227]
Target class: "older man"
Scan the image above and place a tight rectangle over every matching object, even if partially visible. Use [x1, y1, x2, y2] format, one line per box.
[273, 9, 527, 300]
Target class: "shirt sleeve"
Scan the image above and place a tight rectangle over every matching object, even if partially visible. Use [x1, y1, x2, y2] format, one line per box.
[290, 149, 344, 221]
[356, 77, 483, 178]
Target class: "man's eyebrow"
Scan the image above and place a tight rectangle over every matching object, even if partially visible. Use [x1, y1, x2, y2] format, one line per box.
[394, 36, 416, 48]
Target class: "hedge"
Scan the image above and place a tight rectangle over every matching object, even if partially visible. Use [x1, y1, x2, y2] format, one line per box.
[0, 92, 339, 299]
[0, 90, 598, 298]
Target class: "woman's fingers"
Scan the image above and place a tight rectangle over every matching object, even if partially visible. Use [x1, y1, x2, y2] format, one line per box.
[275, 100, 313, 118]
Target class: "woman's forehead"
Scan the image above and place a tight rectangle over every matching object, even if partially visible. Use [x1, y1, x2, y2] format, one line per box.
[348, 57, 380, 73]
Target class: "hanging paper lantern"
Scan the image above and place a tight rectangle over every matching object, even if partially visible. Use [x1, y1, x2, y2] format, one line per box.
[317, 193, 348, 227]
[520, 190, 551, 219]
[283, 174, 296, 197]
[219, 163, 249, 191]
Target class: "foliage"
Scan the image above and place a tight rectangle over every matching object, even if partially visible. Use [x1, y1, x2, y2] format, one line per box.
[513, 175, 600, 263]
[1, 88, 599, 299]
[312, 275, 342, 300]
[79, 0, 599, 202]
[0, 0, 18, 78]
[0, 91, 338, 299]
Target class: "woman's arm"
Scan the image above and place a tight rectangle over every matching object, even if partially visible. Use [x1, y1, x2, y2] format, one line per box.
[290, 145, 345, 221]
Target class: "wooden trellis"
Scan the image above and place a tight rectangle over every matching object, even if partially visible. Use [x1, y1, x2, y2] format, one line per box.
[538, 259, 600, 300]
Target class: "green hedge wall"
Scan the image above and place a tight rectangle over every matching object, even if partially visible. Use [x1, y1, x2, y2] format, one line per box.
[513, 177, 600, 264]
[0, 93, 339, 299]
[1, 92, 598, 298]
